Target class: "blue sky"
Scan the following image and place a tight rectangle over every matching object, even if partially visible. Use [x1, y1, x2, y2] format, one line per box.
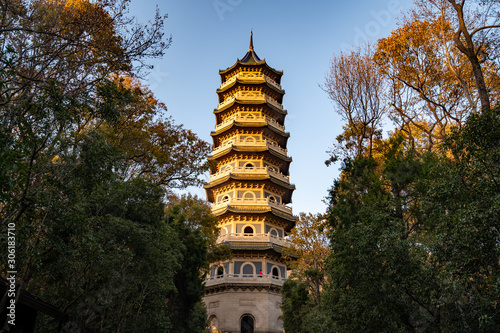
[129, 0, 414, 215]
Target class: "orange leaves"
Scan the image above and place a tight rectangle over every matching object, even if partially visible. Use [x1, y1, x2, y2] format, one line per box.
[373, 15, 474, 149]
[100, 75, 210, 189]
[375, 20, 450, 82]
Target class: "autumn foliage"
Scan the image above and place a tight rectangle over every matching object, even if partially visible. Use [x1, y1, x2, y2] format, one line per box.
[0, 1, 214, 332]
[284, 1, 500, 332]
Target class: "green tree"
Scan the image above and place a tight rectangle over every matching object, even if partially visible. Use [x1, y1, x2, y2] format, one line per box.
[0, 1, 213, 332]
[163, 195, 229, 333]
[285, 213, 330, 304]
[281, 279, 311, 333]
[417, 107, 500, 331]
[281, 213, 332, 333]
[318, 109, 500, 332]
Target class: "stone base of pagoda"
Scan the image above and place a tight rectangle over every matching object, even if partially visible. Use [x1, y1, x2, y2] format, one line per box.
[204, 286, 283, 333]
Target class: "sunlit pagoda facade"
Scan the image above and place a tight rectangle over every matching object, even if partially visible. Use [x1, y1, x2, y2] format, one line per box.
[203, 33, 296, 333]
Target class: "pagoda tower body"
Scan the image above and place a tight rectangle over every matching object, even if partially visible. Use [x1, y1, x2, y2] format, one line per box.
[204, 34, 296, 333]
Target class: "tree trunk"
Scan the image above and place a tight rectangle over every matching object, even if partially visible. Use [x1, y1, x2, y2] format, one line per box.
[449, 0, 491, 111]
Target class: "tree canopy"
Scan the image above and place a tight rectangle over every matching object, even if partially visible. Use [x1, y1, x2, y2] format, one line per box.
[0, 1, 214, 332]
[283, 1, 500, 332]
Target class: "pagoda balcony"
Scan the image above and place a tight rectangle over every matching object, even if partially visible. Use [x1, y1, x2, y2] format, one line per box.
[211, 138, 287, 157]
[211, 197, 293, 215]
[220, 72, 282, 91]
[216, 232, 290, 247]
[217, 92, 283, 110]
[204, 274, 285, 287]
[209, 166, 289, 183]
[214, 113, 285, 133]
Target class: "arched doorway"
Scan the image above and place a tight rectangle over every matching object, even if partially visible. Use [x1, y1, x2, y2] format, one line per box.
[241, 315, 254, 333]
[208, 316, 219, 333]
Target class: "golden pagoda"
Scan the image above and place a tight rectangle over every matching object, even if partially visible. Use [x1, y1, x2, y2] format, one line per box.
[204, 32, 296, 333]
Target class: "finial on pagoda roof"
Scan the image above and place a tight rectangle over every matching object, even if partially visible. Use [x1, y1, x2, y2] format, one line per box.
[249, 30, 254, 52]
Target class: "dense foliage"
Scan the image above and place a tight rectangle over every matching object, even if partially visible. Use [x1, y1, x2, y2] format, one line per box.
[284, 1, 500, 332]
[0, 1, 215, 332]
[284, 108, 500, 333]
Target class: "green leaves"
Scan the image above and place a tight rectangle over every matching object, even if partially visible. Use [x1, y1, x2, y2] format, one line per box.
[316, 108, 500, 332]
[0, 1, 210, 331]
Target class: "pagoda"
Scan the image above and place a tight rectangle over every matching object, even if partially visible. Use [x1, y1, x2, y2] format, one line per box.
[204, 32, 296, 333]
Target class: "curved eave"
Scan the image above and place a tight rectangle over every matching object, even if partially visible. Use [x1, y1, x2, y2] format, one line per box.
[213, 100, 288, 116]
[204, 282, 283, 294]
[211, 125, 290, 147]
[204, 175, 296, 200]
[211, 122, 289, 138]
[210, 204, 296, 221]
[219, 60, 283, 78]
[229, 243, 299, 259]
[204, 173, 295, 191]
[207, 150, 292, 175]
[228, 243, 288, 254]
[216, 98, 285, 114]
[214, 209, 297, 232]
[208, 145, 291, 161]
[217, 78, 285, 96]
[208, 148, 292, 170]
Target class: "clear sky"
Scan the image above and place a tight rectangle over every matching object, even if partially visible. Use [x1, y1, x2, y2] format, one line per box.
[128, 0, 414, 215]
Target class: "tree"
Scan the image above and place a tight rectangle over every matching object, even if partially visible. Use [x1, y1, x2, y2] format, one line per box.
[324, 45, 387, 159]
[375, 19, 473, 149]
[315, 109, 500, 332]
[282, 214, 333, 333]
[445, 0, 500, 111]
[0, 0, 171, 235]
[100, 76, 210, 189]
[163, 195, 225, 333]
[281, 279, 311, 333]
[0, 1, 213, 331]
[417, 107, 500, 331]
[412, 0, 500, 111]
[313, 2, 500, 331]
[285, 213, 330, 304]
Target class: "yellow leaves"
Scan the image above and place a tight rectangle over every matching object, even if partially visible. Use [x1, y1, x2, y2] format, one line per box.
[286, 213, 331, 274]
[64, 0, 86, 10]
[375, 19, 454, 75]
[51, 154, 61, 164]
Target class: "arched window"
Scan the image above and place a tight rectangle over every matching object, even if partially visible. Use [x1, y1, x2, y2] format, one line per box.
[270, 228, 278, 238]
[221, 195, 230, 202]
[243, 191, 255, 200]
[244, 226, 254, 235]
[245, 162, 255, 169]
[268, 195, 276, 203]
[272, 267, 279, 278]
[244, 136, 256, 143]
[241, 263, 255, 276]
[241, 315, 254, 333]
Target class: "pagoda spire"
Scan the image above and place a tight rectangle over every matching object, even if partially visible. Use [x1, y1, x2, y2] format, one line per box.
[249, 30, 254, 51]
[204, 34, 294, 333]
[240, 31, 261, 64]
